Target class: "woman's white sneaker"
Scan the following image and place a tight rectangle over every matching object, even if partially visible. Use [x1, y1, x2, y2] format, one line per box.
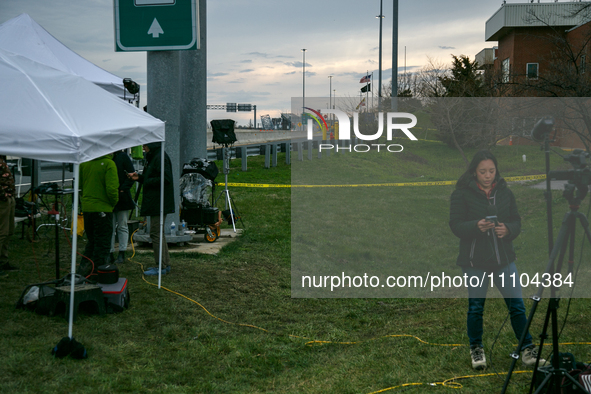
[471, 346, 487, 370]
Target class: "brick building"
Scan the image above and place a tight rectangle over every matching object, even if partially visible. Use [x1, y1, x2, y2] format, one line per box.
[476, 1, 591, 148]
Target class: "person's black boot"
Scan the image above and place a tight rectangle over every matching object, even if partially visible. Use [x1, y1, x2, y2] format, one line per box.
[79, 260, 93, 277]
[116, 251, 125, 264]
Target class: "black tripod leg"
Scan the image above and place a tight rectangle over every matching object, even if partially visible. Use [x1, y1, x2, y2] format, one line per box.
[502, 211, 573, 394]
[214, 189, 225, 206]
[561, 371, 591, 393]
[129, 183, 142, 221]
[529, 219, 572, 394]
[532, 371, 553, 394]
[529, 298, 553, 394]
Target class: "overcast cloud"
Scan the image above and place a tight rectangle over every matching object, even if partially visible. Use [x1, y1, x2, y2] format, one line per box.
[0, 0, 541, 125]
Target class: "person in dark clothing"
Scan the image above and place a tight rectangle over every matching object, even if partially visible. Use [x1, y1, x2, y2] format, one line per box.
[110, 150, 137, 264]
[449, 150, 545, 370]
[0, 155, 17, 275]
[128, 142, 175, 276]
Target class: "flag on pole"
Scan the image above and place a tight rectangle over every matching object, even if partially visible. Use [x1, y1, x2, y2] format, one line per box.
[361, 83, 371, 93]
[359, 74, 371, 83]
[356, 98, 366, 109]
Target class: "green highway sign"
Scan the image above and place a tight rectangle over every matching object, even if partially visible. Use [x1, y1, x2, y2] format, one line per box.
[114, 0, 199, 52]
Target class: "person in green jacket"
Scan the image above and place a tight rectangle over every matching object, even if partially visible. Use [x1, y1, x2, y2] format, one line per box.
[79, 154, 119, 276]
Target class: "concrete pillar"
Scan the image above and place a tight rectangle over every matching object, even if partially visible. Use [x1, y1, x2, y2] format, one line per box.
[147, 51, 181, 234]
[241, 146, 247, 171]
[285, 142, 291, 164]
[179, 0, 207, 167]
[264, 144, 270, 168]
[272, 144, 278, 167]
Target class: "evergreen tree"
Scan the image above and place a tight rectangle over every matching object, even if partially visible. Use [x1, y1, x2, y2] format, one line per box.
[440, 55, 486, 97]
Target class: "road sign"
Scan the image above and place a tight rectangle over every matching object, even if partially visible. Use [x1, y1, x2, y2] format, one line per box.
[114, 0, 199, 52]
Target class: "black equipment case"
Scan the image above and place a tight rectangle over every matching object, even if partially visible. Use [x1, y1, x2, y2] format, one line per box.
[180, 203, 219, 226]
[97, 264, 119, 284]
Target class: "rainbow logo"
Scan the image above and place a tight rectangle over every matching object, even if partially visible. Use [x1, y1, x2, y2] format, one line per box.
[304, 107, 328, 135]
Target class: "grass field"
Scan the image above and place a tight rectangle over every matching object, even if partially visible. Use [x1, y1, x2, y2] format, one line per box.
[1, 143, 590, 393]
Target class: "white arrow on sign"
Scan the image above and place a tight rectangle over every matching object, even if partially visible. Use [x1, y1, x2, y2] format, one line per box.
[147, 18, 164, 38]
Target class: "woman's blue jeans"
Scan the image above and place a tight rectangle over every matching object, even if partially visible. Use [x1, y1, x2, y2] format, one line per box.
[462, 262, 533, 350]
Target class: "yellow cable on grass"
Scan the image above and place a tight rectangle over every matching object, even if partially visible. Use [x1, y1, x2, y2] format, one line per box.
[128, 230, 590, 393]
[367, 371, 532, 393]
[128, 229, 467, 347]
[129, 230, 591, 351]
[305, 334, 464, 347]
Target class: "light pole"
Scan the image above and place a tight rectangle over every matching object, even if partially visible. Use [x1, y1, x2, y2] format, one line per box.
[328, 75, 333, 110]
[376, 0, 384, 106]
[302, 48, 306, 129]
[328, 75, 333, 138]
[391, 0, 398, 111]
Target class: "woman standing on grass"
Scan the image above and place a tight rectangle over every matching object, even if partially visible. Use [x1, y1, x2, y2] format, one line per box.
[449, 150, 544, 370]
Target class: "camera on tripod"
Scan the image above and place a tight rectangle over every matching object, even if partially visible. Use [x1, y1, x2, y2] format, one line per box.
[548, 149, 591, 206]
[502, 116, 591, 394]
[210, 119, 242, 233]
[549, 149, 591, 185]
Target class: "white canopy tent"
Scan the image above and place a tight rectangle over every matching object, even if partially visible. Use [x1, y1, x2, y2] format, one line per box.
[0, 48, 167, 338]
[0, 13, 128, 100]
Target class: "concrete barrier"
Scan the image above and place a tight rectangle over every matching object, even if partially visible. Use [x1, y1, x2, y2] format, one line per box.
[206, 129, 305, 149]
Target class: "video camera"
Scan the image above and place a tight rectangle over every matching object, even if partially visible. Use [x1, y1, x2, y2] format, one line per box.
[548, 149, 591, 185]
[548, 149, 591, 205]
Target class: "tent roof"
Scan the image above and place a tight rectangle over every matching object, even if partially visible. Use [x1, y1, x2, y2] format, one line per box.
[0, 48, 164, 164]
[0, 13, 127, 99]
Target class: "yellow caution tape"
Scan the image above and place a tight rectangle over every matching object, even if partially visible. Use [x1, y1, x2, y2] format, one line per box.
[218, 174, 546, 188]
[505, 174, 546, 181]
[218, 183, 292, 188]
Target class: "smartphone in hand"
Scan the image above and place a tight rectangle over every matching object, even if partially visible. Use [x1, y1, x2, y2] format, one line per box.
[485, 215, 499, 226]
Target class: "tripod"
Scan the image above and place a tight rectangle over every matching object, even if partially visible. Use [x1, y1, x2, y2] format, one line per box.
[501, 180, 590, 394]
[214, 146, 243, 233]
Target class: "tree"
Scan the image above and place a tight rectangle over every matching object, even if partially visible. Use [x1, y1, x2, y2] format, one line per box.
[439, 55, 487, 97]
[422, 55, 507, 163]
[414, 57, 448, 98]
[428, 98, 510, 165]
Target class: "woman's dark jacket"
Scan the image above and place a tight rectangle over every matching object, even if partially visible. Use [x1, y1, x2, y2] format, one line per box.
[113, 150, 136, 212]
[449, 178, 521, 270]
[137, 144, 175, 217]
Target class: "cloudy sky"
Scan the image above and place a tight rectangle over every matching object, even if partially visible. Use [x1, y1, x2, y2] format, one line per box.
[0, 0, 544, 125]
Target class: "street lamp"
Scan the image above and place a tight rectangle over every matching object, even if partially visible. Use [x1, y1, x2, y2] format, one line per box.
[302, 49, 307, 128]
[392, 0, 398, 111]
[328, 75, 333, 110]
[376, 0, 385, 105]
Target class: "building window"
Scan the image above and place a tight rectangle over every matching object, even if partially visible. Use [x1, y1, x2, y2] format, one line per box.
[582, 55, 586, 74]
[526, 63, 539, 79]
[502, 58, 510, 83]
